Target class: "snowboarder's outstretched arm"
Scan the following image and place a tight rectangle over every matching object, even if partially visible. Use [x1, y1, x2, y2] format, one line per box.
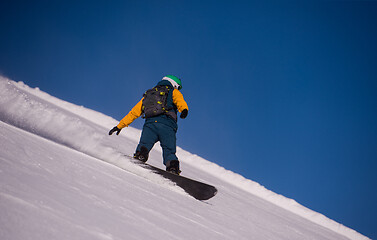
[108, 98, 143, 135]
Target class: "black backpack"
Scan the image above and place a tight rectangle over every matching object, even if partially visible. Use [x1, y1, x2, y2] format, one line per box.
[141, 85, 173, 119]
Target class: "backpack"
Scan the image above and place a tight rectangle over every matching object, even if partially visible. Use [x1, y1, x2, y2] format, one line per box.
[141, 85, 174, 119]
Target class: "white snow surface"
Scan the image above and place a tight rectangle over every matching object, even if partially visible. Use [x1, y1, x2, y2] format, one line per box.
[0, 76, 369, 240]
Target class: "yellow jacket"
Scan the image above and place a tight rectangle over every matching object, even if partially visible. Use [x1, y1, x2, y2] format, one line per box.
[117, 89, 188, 129]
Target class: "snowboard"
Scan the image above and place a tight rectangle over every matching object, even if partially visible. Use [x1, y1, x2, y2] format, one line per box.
[130, 158, 217, 201]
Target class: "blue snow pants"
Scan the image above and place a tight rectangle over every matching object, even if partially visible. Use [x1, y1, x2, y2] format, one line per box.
[136, 121, 178, 166]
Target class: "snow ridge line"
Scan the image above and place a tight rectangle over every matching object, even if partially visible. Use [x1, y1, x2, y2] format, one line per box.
[0, 76, 370, 240]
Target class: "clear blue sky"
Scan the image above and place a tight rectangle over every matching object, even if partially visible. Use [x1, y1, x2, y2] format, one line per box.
[1, 0, 376, 238]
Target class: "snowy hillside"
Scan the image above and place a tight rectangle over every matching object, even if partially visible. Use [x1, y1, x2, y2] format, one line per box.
[0, 76, 370, 240]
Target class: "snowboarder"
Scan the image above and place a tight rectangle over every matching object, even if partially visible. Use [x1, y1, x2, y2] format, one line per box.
[109, 75, 189, 175]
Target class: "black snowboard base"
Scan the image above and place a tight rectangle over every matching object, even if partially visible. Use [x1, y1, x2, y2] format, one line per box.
[130, 158, 217, 201]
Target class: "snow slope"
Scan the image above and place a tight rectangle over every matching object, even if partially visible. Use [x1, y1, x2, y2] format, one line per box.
[0, 76, 370, 240]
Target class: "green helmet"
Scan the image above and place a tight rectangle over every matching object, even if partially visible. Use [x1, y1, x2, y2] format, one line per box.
[162, 74, 182, 90]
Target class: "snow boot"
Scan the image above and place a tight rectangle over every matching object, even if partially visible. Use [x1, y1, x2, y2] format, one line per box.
[133, 146, 149, 163]
[166, 160, 181, 175]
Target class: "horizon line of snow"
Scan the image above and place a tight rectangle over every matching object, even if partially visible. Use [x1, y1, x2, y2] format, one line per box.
[0, 76, 370, 240]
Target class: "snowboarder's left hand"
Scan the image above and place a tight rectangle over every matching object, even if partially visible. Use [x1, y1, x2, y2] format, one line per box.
[109, 126, 121, 135]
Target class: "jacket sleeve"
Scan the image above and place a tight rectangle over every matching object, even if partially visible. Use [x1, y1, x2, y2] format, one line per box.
[172, 89, 188, 112]
[117, 98, 143, 129]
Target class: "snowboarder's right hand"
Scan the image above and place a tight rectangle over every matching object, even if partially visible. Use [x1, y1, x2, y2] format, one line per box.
[180, 109, 188, 119]
[109, 126, 121, 135]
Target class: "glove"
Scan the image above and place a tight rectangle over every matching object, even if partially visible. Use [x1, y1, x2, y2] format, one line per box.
[180, 109, 188, 119]
[109, 126, 121, 135]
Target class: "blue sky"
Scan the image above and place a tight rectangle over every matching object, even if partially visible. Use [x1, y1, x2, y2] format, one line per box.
[1, 0, 376, 238]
